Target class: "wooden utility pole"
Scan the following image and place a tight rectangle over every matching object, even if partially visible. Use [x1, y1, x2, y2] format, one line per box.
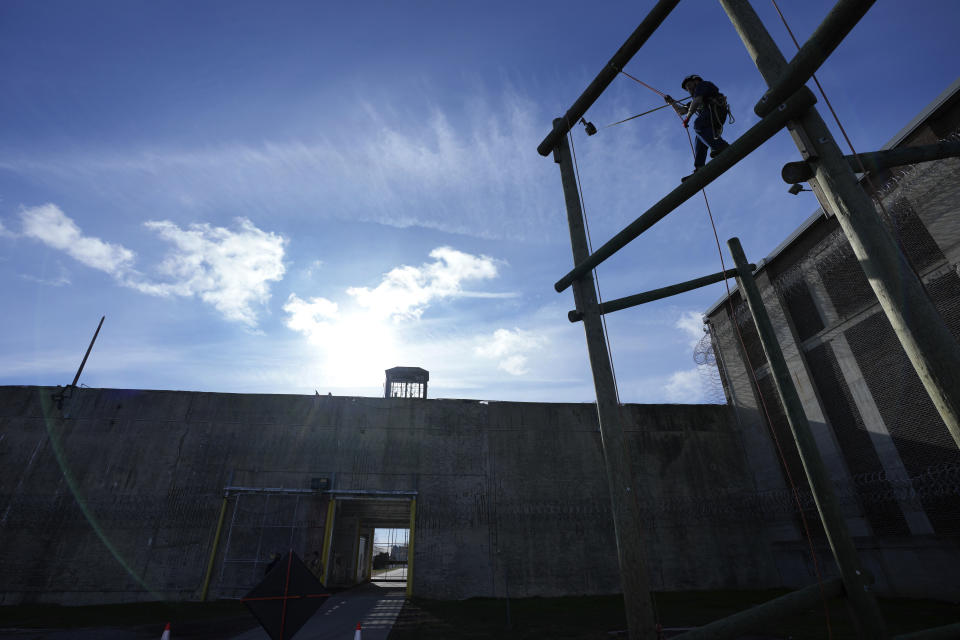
[552, 119, 657, 640]
[728, 238, 887, 638]
[719, 0, 960, 452]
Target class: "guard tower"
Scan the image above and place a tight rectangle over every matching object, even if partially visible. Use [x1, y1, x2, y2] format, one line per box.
[384, 367, 428, 399]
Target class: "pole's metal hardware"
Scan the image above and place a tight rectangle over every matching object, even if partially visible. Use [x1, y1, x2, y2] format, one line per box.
[788, 123, 819, 161]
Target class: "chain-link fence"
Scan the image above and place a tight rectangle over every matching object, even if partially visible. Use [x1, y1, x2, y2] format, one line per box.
[216, 491, 327, 599]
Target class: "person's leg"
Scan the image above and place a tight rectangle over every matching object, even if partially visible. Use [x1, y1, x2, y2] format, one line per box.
[695, 113, 728, 158]
[693, 135, 708, 168]
[682, 137, 708, 181]
[709, 127, 729, 157]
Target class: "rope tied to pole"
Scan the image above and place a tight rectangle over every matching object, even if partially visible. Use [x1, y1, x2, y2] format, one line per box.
[618, 69, 669, 98]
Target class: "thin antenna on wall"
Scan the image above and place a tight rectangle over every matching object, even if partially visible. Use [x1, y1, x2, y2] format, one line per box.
[71, 315, 105, 388]
[54, 315, 105, 410]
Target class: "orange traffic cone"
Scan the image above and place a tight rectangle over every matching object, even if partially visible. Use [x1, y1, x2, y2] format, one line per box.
[354, 621, 362, 639]
[160, 622, 171, 640]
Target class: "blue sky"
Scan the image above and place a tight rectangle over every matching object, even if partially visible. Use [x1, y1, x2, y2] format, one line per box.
[2, 1, 958, 403]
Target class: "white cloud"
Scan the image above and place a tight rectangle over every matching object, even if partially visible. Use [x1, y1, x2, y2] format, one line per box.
[20, 204, 135, 275]
[17, 205, 286, 327]
[135, 218, 287, 326]
[347, 247, 499, 320]
[675, 310, 705, 348]
[474, 327, 548, 375]
[663, 368, 704, 402]
[20, 271, 70, 287]
[0, 87, 562, 242]
[282, 294, 339, 338]
[301, 259, 325, 278]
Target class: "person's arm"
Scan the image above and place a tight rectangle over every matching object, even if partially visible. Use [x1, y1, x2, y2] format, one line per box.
[663, 94, 689, 116]
[685, 95, 703, 117]
[678, 95, 704, 127]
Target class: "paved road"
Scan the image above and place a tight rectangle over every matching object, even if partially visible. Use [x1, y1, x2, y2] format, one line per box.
[231, 582, 405, 640]
[370, 567, 407, 582]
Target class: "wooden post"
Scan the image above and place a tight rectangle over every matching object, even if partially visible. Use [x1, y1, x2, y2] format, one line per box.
[320, 497, 336, 584]
[553, 119, 657, 640]
[728, 237, 886, 638]
[720, 0, 960, 452]
[568, 266, 750, 322]
[200, 493, 229, 601]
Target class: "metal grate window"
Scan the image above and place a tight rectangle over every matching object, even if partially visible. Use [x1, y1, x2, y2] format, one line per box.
[844, 313, 960, 535]
[815, 238, 876, 318]
[781, 279, 825, 342]
[754, 374, 826, 541]
[927, 269, 960, 342]
[730, 298, 768, 371]
[883, 197, 945, 273]
[804, 343, 909, 537]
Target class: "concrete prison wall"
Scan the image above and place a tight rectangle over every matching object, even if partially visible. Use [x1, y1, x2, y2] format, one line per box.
[0, 385, 774, 605]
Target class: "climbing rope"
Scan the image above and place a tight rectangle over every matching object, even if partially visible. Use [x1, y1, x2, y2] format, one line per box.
[603, 102, 686, 130]
[615, 68, 835, 637]
[618, 69, 669, 98]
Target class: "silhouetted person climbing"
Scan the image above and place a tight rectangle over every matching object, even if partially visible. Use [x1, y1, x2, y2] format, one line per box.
[664, 75, 732, 182]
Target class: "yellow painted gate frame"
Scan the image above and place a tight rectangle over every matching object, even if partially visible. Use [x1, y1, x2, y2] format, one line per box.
[318, 492, 418, 596]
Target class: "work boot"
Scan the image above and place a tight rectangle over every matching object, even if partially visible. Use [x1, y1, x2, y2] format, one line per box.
[710, 141, 729, 158]
[681, 167, 701, 182]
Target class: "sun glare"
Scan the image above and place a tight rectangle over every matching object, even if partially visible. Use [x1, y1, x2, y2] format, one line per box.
[318, 312, 400, 387]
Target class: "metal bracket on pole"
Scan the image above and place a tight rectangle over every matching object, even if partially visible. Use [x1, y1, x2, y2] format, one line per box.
[787, 122, 819, 162]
